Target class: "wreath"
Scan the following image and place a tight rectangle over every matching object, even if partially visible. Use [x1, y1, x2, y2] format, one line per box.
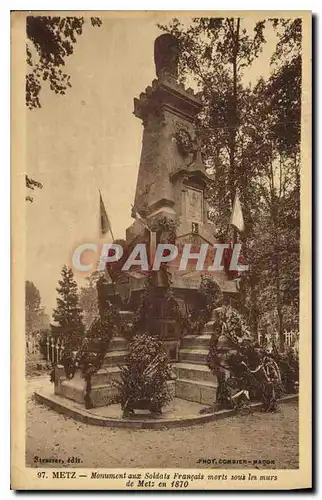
[175, 129, 194, 155]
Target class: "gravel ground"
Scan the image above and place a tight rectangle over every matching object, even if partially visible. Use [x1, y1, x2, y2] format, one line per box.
[26, 376, 299, 469]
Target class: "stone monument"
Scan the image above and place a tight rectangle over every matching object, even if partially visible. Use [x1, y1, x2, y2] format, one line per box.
[100, 33, 238, 314]
[53, 34, 239, 411]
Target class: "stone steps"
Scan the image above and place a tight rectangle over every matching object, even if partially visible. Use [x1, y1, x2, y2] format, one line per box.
[91, 366, 122, 386]
[103, 350, 128, 367]
[175, 378, 217, 406]
[58, 373, 85, 404]
[181, 334, 211, 348]
[90, 383, 119, 407]
[109, 337, 128, 351]
[202, 322, 216, 334]
[55, 329, 218, 408]
[174, 330, 217, 405]
[172, 362, 216, 383]
[179, 348, 209, 365]
[91, 379, 176, 408]
[58, 371, 176, 408]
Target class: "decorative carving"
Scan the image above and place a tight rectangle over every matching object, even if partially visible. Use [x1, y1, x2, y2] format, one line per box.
[174, 128, 194, 155]
[172, 122, 196, 170]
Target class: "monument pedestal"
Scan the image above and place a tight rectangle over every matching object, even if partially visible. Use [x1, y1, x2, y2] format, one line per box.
[54, 313, 219, 409]
[54, 336, 128, 408]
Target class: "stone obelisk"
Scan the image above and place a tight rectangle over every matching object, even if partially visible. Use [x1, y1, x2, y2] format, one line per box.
[126, 34, 237, 300]
[127, 34, 214, 244]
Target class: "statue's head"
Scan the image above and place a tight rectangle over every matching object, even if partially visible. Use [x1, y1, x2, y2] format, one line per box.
[154, 34, 179, 79]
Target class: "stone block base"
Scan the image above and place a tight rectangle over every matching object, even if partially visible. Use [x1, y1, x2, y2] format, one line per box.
[175, 379, 217, 406]
[179, 348, 209, 365]
[54, 364, 176, 409]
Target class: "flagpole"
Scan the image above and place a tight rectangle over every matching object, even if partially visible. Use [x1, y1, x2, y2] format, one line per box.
[98, 189, 101, 241]
[109, 224, 115, 242]
[233, 227, 237, 245]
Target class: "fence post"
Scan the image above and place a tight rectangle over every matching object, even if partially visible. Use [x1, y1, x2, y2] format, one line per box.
[55, 340, 59, 364]
[46, 336, 50, 361]
[59, 340, 64, 363]
[51, 337, 55, 363]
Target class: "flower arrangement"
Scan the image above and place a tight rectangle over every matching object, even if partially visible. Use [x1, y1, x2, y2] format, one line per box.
[185, 275, 223, 335]
[113, 334, 173, 416]
[206, 305, 287, 412]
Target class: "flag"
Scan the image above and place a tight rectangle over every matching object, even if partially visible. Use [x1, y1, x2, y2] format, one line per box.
[230, 191, 245, 233]
[99, 191, 113, 238]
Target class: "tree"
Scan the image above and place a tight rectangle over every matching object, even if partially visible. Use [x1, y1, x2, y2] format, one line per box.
[26, 15, 102, 109]
[266, 18, 301, 157]
[239, 19, 301, 347]
[26, 15, 102, 201]
[158, 17, 266, 235]
[79, 273, 100, 329]
[52, 265, 84, 345]
[25, 280, 49, 336]
[159, 17, 301, 349]
[241, 152, 300, 346]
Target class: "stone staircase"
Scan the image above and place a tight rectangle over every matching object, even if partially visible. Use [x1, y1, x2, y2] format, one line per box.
[172, 323, 218, 406]
[89, 336, 128, 406]
[55, 315, 218, 409]
[55, 335, 129, 407]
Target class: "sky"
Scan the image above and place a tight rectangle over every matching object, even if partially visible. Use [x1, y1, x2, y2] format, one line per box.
[26, 13, 278, 315]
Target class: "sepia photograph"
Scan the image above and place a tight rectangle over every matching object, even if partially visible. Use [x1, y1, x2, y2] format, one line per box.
[11, 10, 311, 490]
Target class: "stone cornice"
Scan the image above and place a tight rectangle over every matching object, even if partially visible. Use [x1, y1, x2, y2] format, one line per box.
[134, 75, 202, 123]
[169, 168, 212, 188]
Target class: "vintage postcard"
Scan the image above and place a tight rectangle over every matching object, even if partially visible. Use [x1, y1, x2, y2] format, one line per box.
[11, 10, 311, 490]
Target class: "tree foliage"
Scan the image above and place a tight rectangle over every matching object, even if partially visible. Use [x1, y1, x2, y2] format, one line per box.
[78, 273, 100, 329]
[25, 280, 49, 336]
[159, 17, 266, 235]
[26, 15, 102, 109]
[52, 265, 84, 345]
[239, 18, 301, 344]
[25, 175, 43, 203]
[160, 17, 301, 346]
